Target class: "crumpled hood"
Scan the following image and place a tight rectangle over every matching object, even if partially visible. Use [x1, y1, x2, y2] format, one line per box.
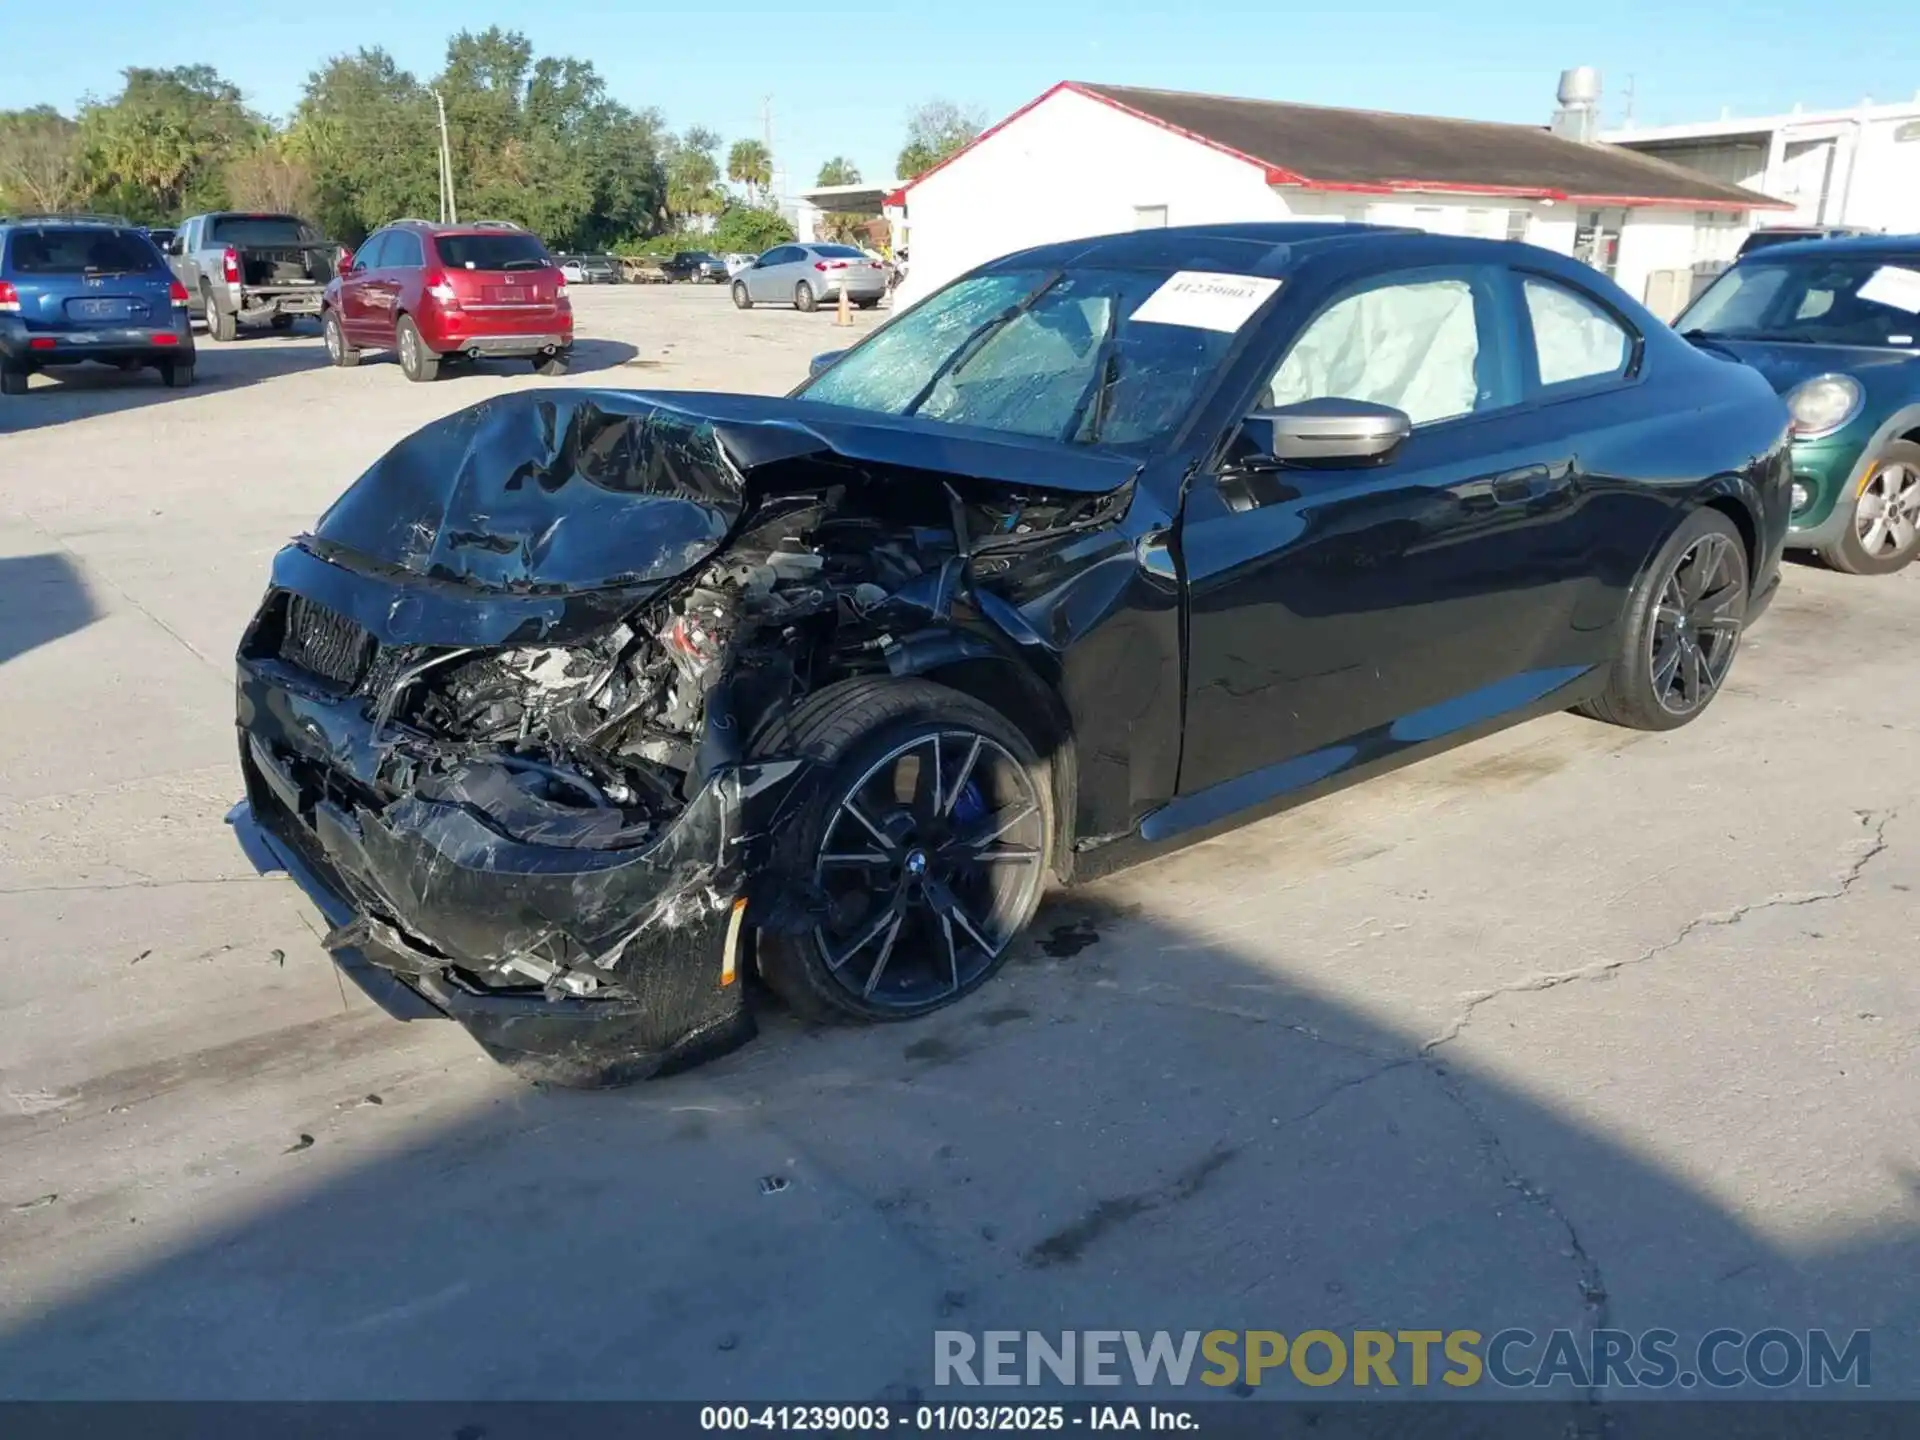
[309, 389, 1139, 594]
[1700, 338, 1920, 398]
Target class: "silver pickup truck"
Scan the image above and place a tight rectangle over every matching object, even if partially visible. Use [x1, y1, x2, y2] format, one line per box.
[165, 212, 340, 340]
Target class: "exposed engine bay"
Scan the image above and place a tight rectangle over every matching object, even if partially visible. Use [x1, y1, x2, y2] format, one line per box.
[362, 471, 1120, 857]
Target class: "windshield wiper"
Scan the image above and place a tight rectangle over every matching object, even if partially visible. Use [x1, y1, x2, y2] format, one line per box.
[1060, 302, 1123, 444]
[901, 271, 1063, 418]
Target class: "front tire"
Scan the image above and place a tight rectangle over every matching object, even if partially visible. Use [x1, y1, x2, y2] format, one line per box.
[396, 316, 439, 382]
[1579, 507, 1748, 731]
[732, 281, 753, 310]
[794, 281, 817, 313]
[1817, 441, 1920, 576]
[754, 679, 1053, 1024]
[322, 311, 360, 367]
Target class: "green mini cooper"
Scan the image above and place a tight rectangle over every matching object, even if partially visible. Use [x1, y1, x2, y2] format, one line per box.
[1678, 236, 1920, 575]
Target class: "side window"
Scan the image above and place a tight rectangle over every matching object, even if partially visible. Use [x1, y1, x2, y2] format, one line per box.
[355, 231, 392, 270]
[1268, 273, 1492, 427]
[1523, 276, 1633, 387]
[388, 231, 424, 268]
[764, 246, 797, 266]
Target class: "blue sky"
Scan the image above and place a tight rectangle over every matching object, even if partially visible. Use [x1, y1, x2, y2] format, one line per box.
[5, 0, 1914, 194]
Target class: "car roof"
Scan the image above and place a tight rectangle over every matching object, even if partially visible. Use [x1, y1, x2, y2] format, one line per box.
[982, 221, 1559, 278]
[1741, 233, 1920, 261]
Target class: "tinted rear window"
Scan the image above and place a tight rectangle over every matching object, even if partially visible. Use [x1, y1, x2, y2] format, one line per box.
[435, 233, 551, 270]
[812, 245, 867, 259]
[205, 215, 318, 246]
[6, 227, 164, 274]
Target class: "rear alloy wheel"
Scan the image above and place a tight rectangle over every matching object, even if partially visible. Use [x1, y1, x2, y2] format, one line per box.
[1819, 441, 1920, 576]
[203, 291, 236, 342]
[160, 360, 194, 388]
[0, 368, 28, 396]
[756, 679, 1053, 1024]
[322, 311, 360, 367]
[396, 316, 440, 382]
[794, 281, 817, 313]
[1578, 507, 1748, 731]
[732, 281, 753, 310]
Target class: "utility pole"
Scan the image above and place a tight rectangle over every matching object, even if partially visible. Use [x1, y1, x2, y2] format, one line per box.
[1622, 75, 1636, 129]
[762, 94, 779, 207]
[429, 88, 457, 224]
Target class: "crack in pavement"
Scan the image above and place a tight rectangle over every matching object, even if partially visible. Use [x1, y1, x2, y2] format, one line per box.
[1420, 1051, 1614, 1415]
[0, 875, 275, 897]
[1419, 807, 1898, 1056]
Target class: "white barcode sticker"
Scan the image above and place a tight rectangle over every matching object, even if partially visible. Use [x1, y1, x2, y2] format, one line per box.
[1131, 271, 1281, 333]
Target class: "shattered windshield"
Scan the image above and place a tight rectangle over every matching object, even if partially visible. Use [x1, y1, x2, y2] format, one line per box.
[1681, 256, 1920, 348]
[797, 267, 1249, 447]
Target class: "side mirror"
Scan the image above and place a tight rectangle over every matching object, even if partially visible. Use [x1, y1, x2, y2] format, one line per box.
[809, 350, 847, 377]
[1239, 398, 1411, 469]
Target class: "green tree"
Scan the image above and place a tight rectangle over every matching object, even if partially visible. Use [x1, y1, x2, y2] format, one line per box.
[78, 66, 262, 221]
[666, 126, 723, 225]
[289, 48, 438, 241]
[711, 204, 793, 254]
[896, 99, 984, 181]
[726, 138, 772, 205]
[0, 107, 86, 215]
[225, 140, 315, 215]
[816, 156, 861, 187]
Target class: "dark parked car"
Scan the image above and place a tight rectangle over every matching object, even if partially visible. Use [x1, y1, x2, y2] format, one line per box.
[321, 219, 572, 381]
[1736, 225, 1874, 259]
[0, 216, 194, 394]
[663, 250, 729, 283]
[1677, 234, 1920, 573]
[230, 223, 1789, 1085]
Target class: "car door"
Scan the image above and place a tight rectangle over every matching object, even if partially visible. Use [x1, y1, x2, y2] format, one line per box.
[377, 229, 423, 341]
[1176, 262, 1594, 799]
[338, 230, 388, 342]
[750, 246, 797, 304]
[170, 219, 202, 305]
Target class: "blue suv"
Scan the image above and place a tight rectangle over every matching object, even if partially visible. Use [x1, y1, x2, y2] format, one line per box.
[0, 215, 195, 395]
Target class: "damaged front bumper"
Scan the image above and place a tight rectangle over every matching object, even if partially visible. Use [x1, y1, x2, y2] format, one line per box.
[232, 652, 808, 1085]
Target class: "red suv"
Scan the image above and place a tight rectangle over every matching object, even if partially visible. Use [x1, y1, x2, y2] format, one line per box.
[321, 220, 572, 382]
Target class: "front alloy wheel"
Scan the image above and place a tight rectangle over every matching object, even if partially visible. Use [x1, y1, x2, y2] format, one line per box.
[812, 730, 1046, 1011]
[1649, 529, 1746, 718]
[1822, 443, 1920, 576]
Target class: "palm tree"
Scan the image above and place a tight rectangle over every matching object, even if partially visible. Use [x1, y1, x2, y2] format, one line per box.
[816, 156, 861, 187]
[727, 138, 772, 206]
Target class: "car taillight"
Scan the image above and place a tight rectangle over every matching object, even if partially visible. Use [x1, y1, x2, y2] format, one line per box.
[424, 270, 459, 305]
[0, 281, 18, 312]
[337, 246, 353, 270]
[814, 260, 850, 271]
[168, 279, 190, 308]
[556, 282, 569, 301]
[221, 247, 240, 284]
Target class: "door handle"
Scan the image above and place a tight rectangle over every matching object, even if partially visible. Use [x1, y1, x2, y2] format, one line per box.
[1491, 465, 1551, 506]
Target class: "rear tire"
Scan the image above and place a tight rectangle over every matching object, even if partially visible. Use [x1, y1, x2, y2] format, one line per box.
[396, 316, 439, 382]
[856, 298, 879, 310]
[732, 281, 753, 310]
[0, 368, 28, 396]
[794, 281, 817, 313]
[1817, 441, 1920, 576]
[204, 292, 236, 342]
[160, 360, 194, 388]
[1578, 507, 1748, 732]
[322, 310, 360, 367]
[753, 678, 1053, 1025]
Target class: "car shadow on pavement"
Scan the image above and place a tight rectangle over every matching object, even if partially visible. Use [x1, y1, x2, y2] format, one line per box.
[0, 338, 332, 437]
[0, 552, 100, 668]
[0, 887, 1910, 1410]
